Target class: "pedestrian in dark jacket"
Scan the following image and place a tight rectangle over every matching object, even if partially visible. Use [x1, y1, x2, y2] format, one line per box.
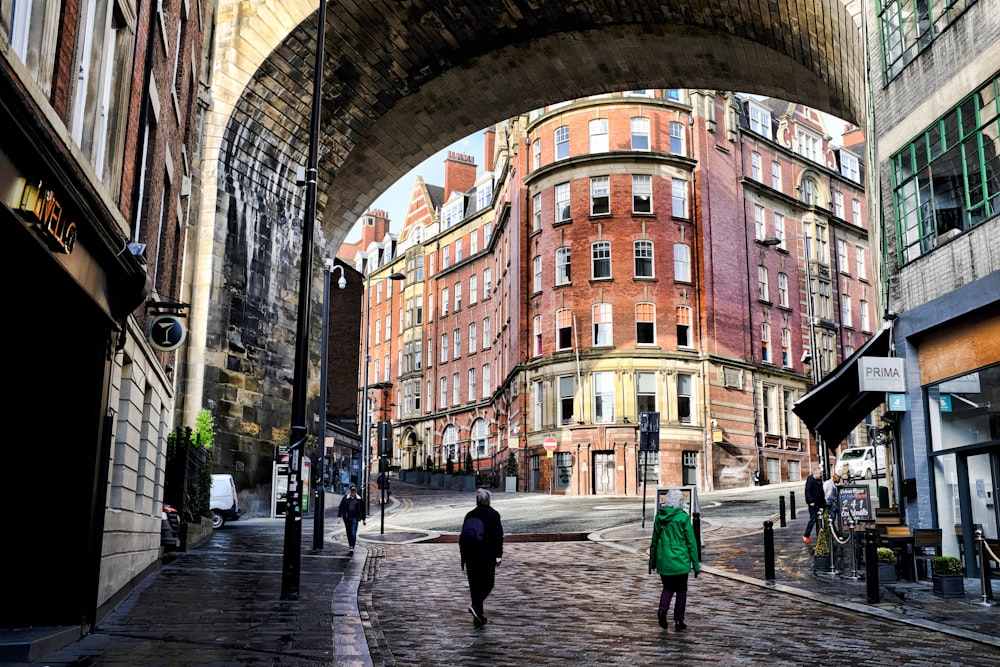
[337, 485, 366, 554]
[459, 488, 504, 628]
[803, 467, 825, 543]
[648, 489, 700, 631]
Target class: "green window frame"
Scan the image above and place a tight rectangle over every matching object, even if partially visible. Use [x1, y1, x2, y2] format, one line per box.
[876, 0, 978, 82]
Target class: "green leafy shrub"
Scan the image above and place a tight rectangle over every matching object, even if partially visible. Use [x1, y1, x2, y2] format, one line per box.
[877, 547, 897, 564]
[932, 556, 963, 576]
[813, 511, 831, 557]
[505, 451, 518, 477]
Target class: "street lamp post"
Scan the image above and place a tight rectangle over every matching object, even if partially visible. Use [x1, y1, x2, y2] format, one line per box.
[281, 0, 326, 601]
[762, 235, 826, 475]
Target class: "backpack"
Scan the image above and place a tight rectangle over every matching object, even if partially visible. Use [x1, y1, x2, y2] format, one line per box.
[459, 515, 486, 559]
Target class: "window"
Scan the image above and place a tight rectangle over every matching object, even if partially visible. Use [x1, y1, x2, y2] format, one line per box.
[761, 322, 771, 363]
[440, 333, 448, 362]
[778, 272, 789, 307]
[636, 303, 656, 345]
[384, 355, 390, 382]
[442, 245, 450, 269]
[676, 305, 692, 347]
[841, 152, 861, 182]
[782, 328, 792, 366]
[877, 0, 973, 80]
[472, 418, 487, 456]
[784, 390, 799, 438]
[442, 200, 463, 228]
[676, 374, 692, 423]
[453, 373, 461, 406]
[795, 129, 822, 163]
[758, 265, 769, 301]
[632, 175, 652, 213]
[667, 89, 681, 101]
[856, 247, 867, 281]
[455, 238, 463, 262]
[589, 118, 609, 153]
[636, 372, 656, 415]
[860, 300, 870, 332]
[469, 275, 478, 303]
[469, 322, 477, 352]
[634, 240, 654, 278]
[556, 309, 573, 351]
[440, 377, 448, 408]
[593, 371, 615, 424]
[441, 287, 449, 316]
[484, 268, 492, 294]
[483, 317, 491, 349]
[554, 126, 570, 160]
[532, 139, 541, 170]
[555, 182, 571, 222]
[748, 102, 772, 139]
[670, 122, 685, 155]
[762, 385, 777, 433]
[533, 255, 542, 293]
[631, 117, 650, 150]
[842, 294, 853, 328]
[533, 380, 544, 430]
[454, 282, 462, 311]
[559, 375, 575, 425]
[556, 247, 571, 285]
[852, 199, 861, 226]
[801, 177, 819, 206]
[454, 328, 461, 358]
[674, 243, 691, 282]
[833, 191, 844, 218]
[672, 179, 688, 217]
[591, 176, 610, 215]
[373, 358, 380, 383]
[751, 152, 762, 180]
[774, 213, 785, 245]
[533, 316, 542, 356]
[532, 193, 542, 232]
[470, 228, 479, 254]
[592, 303, 613, 346]
[426, 338, 432, 367]
[468, 368, 477, 402]
[837, 240, 849, 273]
[375, 319, 381, 344]
[771, 161, 782, 191]
[482, 364, 491, 397]
[376, 282, 383, 304]
[754, 205, 765, 240]
[591, 241, 611, 279]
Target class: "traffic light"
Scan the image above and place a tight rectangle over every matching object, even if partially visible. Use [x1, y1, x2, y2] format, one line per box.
[377, 420, 392, 457]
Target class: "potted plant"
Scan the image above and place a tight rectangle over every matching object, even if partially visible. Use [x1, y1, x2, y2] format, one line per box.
[877, 547, 897, 583]
[505, 451, 518, 493]
[931, 556, 965, 597]
[813, 511, 832, 572]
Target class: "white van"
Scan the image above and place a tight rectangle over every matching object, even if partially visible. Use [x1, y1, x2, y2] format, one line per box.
[210, 474, 240, 528]
[835, 446, 886, 480]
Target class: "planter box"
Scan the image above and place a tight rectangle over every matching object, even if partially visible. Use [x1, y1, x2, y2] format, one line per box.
[430, 473, 444, 487]
[442, 474, 453, 488]
[505, 476, 517, 493]
[878, 563, 897, 583]
[932, 575, 965, 598]
[813, 555, 830, 572]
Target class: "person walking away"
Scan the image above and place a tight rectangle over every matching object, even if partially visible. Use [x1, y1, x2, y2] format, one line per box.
[337, 485, 366, 554]
[803, 467, 825, 544]
[459, 489, 504, 628]
[648, 488, 700, 631]
[377, 470, 390, 504]
[824, 472, 842, 518]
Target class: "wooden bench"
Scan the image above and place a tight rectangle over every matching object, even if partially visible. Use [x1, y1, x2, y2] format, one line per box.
[912, 528, 942, 580]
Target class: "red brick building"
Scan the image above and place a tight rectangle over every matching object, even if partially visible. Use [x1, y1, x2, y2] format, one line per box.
[354, 90, 870, 495]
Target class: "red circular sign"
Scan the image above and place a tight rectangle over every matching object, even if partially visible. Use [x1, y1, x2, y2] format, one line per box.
[543, 437, 557, 451]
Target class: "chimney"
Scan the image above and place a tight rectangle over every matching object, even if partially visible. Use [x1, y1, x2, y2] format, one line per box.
[483, 127, 496, 173]
[443, 152, 477, 198]
[360, 209, 391, 247]
[841, 126, 865, 148]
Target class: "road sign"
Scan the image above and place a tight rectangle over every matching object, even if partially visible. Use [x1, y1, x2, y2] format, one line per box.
[543, 437, 557, 451]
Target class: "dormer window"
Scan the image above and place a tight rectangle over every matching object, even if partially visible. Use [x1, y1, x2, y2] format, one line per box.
[840, 151, 861, 183]
[442, 198, 464, 229]
[748, 101, 772, 140]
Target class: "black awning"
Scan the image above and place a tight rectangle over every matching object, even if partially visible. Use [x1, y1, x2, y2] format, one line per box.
[793, 323, 892, 448]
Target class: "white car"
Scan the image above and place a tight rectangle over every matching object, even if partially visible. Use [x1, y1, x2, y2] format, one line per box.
[210, 474, 241, 528]
[835, 446, 886, 480]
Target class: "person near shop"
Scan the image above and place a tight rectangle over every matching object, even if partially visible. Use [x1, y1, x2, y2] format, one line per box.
[648, 488, 700, 631]
[459, 489, 504, 628]
[337, 485, 366, 554]
[803, 467, 826, 544]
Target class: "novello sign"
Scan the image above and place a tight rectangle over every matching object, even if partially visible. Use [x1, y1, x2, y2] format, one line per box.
[16, 179, 78, 254]
[857, 357, 906, 392]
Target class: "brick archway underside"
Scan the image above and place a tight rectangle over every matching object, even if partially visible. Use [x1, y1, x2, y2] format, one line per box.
[218, 0, 863, 250]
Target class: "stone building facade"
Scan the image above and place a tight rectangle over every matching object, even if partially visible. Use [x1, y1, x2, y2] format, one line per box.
[0, 0, 208, 638]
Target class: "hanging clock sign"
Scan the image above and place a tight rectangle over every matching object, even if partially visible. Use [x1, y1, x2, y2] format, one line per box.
[149, 314, 187, 351]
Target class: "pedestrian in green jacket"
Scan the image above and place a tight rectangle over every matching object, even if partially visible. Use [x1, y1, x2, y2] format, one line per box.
[648, 488, 700, 631]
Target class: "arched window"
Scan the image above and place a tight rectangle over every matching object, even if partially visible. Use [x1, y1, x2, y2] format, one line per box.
[443, 424, 458, 463]
[472, 419, 488, 458]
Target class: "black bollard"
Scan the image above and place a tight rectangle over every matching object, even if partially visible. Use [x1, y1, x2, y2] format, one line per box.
[976, 530, 995, 604]
[764, 520, 775, 580]
[864, 528, 880, 603]
[789, 490, 796, 519]
[779, 495, 787, 527]
[693, 513, 703, 561]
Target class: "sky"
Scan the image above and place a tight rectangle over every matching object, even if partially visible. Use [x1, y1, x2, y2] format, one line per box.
[342, 131, 488, 243]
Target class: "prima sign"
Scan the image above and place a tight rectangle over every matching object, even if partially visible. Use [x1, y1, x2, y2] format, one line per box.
[858, 357, 906, 392]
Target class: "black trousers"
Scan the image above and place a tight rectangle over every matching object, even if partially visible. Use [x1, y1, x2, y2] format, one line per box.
[465, 560, 497, 615]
